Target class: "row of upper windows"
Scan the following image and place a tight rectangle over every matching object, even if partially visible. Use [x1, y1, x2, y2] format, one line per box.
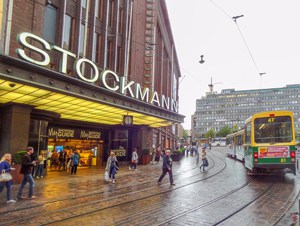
[43, 0, 125, 73]
[196, 100, 299, 110]
[197, 95, 300, 105]
[207, 89, 300, 98]
[196, 107, 300, 118]
[195, 122, 300, 130]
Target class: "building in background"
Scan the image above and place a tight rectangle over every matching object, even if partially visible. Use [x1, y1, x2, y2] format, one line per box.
[0, 0, 184, 165]
[193, 84, 300, 139]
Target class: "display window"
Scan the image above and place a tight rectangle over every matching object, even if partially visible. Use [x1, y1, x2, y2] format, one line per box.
[110, 130, 129, 161]
[47, 138, 103, 166]
[47, 127, 103, 167]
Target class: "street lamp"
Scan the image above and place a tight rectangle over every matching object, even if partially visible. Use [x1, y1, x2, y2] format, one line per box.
[232, 15, 244, 23]
[208, 77, 223, 93]
[199, 55, 205, 64]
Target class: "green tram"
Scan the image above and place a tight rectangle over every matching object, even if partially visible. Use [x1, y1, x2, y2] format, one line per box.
[226, 111, 296, 175]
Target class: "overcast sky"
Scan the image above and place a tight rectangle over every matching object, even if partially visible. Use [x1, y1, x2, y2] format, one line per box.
[165, 0, 300, 130]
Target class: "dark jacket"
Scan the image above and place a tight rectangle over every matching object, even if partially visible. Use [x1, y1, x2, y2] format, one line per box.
[20, 153, 34, 174]
[162, 155, 172, 170]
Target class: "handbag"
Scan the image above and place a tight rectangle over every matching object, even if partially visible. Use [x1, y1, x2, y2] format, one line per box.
[0, 170, 12, 182]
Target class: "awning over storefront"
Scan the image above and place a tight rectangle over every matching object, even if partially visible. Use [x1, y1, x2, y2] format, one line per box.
[0, 79, 174, 127]
[0, 55, 185, 128]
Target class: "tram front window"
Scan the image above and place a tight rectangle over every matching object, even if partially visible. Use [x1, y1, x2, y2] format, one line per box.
[254, 116, 293, 143]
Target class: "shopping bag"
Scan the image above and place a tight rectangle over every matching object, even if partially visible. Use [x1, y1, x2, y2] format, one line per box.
[0, 170, 12, 182]
[104, 171, 110, 182]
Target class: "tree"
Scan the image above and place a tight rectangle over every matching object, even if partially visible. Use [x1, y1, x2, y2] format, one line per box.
[205, 129, 215, 139]
[183, 129, 190, 139]
[216, 126, 232, 137]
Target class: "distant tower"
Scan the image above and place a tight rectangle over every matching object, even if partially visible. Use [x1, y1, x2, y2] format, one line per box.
[208, 77, 214, 92]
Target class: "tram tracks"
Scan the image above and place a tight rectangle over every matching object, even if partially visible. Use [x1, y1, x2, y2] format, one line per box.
[0, 151, 230, 225]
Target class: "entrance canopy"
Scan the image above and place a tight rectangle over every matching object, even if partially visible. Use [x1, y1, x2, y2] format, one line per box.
[0, 79, 175, 128]
[0, 55, 184, 128]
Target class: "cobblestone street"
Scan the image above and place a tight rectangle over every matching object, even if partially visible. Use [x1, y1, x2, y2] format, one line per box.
[0, 148, 299, 226]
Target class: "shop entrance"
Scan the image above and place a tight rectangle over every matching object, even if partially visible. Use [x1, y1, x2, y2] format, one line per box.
[47, 138, 103, 167]
[47, 127, 104, 170]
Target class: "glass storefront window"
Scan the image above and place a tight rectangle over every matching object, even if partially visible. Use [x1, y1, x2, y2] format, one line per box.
[110, 130, 128, 160]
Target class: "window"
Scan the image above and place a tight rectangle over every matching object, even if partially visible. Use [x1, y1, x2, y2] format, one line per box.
[117, 46, 122, 73]
[82, 0, 87, 8]
[79, 23, 85, 56]
[95, 33, 102, 65]
[245, 123, 251, 144]
[43, 4, 57, 43]
[254, 116, 293, 143]
[106, 40, 113, 69]
[96, 0, 104, 20]
[108, 0, 115, 27]
[110, 130, 128, 160]
[118, 7, 123, 34]
[63, 14, 74, 50]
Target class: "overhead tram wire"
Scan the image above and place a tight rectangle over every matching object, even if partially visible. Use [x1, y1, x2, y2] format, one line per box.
[207, 0, 263, 77]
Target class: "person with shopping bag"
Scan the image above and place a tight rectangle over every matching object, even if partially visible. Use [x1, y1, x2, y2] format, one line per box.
[0, 153, 16, 203]
[105, 151, 118, 184]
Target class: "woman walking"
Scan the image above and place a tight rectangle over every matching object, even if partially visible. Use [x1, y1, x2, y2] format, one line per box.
[129, 147, 138, 171]
[0, 153, 16, 203]
[105, 151, 118, 184]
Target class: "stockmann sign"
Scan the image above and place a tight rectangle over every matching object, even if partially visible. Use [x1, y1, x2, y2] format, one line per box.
[15, 32, 178, 113]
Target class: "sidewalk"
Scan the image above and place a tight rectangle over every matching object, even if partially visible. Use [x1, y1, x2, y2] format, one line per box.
[0, 157, 192, 205]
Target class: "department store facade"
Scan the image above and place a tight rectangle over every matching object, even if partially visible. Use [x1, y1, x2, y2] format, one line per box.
[0, 0, 184, 165]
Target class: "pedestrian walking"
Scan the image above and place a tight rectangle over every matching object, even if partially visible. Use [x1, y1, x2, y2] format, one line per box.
[0, 153, 16, 203]
[105, 151, 119, 184]
[50, 150, 59, 170]
[17, 147, 37, 200]
[157, 150, 175, 186]
[199, 147, 208, 171]
[150, 146, 156, 164]
[129, 147, 139, 170]
[195, 147, 200, 166]
[155, 146, 161, 163]
[88, 151, 94, 168]
[71, 151, 80, 175]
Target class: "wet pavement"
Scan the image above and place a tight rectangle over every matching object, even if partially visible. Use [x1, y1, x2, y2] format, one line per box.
[0, 149, 300, 225]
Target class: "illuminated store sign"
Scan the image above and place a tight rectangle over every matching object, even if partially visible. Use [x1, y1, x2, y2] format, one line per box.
[16, 32, 178, 112]
[48, 127, 101, 140]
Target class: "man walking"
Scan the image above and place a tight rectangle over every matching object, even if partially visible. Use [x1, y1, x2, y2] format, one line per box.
[17, 147, 37, 199]
[157, 150, 175, 186]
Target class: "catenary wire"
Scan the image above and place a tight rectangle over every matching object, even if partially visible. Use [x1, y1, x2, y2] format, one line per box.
[207, 0, 262, 76]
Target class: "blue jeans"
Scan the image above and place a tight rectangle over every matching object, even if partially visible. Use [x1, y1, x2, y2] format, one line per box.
[0, 182, 13, 201]
[17, 174, 35, 198]
[35, 164, 44, 177]
[109, 167, 116, 179]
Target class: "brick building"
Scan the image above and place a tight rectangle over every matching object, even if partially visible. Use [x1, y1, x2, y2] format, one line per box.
[0, 0, 184, 165]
